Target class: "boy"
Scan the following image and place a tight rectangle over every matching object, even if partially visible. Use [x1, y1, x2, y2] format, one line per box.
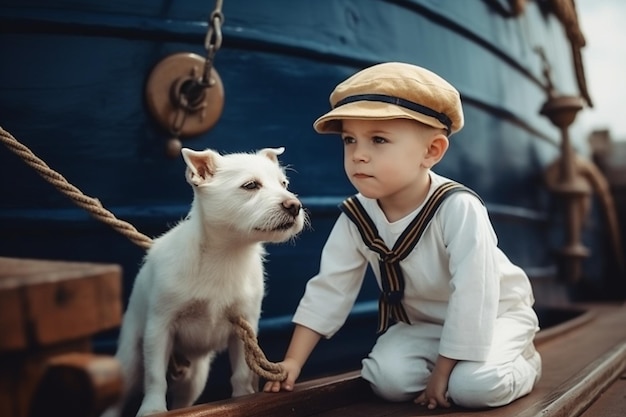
[264, 62, 541, 409]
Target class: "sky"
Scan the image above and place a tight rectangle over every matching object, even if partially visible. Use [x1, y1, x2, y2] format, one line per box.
[575, 0, 626, 141]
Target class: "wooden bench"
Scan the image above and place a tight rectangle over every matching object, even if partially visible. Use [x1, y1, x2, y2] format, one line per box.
[0, 256, 124, 417]
[154, 303, 626, 417]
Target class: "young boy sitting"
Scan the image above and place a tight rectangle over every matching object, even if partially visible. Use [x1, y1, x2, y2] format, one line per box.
[264, 62, 541, 410]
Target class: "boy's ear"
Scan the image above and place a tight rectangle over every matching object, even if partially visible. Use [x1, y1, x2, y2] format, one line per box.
[181, 148, 220, 186]
[422, 134, 449, 168]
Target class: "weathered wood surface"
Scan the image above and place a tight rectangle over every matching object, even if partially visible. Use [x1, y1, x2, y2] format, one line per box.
[154, 303, 626, 417]
[0, 256, 123, 350]
[0, 257, 123, 417]
[28, 352, 122, 417]
[579, 369, 626, 417]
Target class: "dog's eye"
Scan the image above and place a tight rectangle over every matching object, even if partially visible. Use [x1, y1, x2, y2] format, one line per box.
[242, 181, 260, 190]
[281, 180, 288, 189]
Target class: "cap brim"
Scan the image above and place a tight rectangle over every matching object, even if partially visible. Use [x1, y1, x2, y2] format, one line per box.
[313, 100, 449, 134]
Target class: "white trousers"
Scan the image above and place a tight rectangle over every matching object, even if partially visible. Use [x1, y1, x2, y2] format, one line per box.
[361, 310, 541, 408]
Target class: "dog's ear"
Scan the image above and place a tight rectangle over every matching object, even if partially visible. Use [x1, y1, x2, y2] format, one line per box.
[257, 147, 285, 165]
[181, 148, 220, 186]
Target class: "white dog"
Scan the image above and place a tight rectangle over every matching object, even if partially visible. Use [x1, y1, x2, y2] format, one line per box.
[102, 147, 305, 417]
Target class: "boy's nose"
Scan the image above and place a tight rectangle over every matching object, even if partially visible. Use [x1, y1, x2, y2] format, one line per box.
[351, 146, 369, 162]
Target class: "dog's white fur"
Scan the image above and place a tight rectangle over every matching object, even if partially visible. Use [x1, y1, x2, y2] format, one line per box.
[102, 147, 305, 417]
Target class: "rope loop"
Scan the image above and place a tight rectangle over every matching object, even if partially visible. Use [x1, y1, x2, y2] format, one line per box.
[230, 316, 287, 382]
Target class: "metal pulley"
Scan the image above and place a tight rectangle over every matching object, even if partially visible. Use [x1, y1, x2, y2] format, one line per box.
[145, 53, 224, 157]
[145, 0, 226, 157]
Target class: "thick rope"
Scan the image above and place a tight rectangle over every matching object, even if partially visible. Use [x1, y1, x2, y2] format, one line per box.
[0, 127, 153, 250]
[230, 316, 287, 381]
[0, 125, 286, 382]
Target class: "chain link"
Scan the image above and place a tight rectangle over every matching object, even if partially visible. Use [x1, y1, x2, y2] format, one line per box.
[202, 0, 224, 86]
[167, 0, 224, 140]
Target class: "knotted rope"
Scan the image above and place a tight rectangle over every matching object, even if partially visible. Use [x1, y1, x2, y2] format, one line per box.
[0, 125, 286, 382]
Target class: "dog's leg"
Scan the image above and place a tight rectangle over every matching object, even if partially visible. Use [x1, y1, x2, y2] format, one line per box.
[168, 353, 213, 409]
[136, 315, 172, 417]
[101, 310, 143, 417]
[228, 326, 258, 397]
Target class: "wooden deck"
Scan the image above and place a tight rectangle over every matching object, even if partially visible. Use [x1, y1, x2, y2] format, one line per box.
[155, 303, 626, 417]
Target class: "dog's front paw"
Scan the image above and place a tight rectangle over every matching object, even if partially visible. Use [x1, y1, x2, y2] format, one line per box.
[231, 384, 256, 397]
[136, 397, 167, 417]
[136, 406, 167, 417]
[231, 369, 258, 397]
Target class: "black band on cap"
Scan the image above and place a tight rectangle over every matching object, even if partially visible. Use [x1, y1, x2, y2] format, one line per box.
[334, 94, 452, 132]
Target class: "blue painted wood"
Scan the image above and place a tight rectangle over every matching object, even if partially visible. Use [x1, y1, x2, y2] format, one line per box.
[0, 0, 607, 399]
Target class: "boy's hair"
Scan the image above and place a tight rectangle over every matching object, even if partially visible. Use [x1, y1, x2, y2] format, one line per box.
[313, 62, 463, 136]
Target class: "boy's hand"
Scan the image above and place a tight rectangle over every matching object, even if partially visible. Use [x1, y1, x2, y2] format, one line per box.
[263, 358, 301, 393]
[414, 354, 457, 409]
[414, 371, 451, 409]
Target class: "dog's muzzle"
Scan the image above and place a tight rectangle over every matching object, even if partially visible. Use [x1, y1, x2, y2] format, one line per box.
[282, 198, 302, 218]
[254, 197, 304, 233]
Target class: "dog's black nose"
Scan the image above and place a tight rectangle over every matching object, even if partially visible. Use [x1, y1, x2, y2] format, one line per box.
[282, 199, 301, 217]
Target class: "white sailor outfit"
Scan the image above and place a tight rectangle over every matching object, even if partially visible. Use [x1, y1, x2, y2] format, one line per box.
[292, 171, 541, 407]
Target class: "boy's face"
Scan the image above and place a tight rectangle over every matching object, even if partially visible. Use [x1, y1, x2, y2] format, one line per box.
[341, 118, 441, 203]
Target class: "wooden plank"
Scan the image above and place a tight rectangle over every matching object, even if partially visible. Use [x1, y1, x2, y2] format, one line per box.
[579, 371, 626, 417]
[0, 284, 27, 350]
[0, 257, 123, 417]
[29, 353, 123, 417]
[311, 304, 626, 417]
[153, 303, 626, 417]
[152, 372, 369, 417]
[516, 342, 626, 417]
[1, 339, 91, 417]
[0, 257, 122, 350]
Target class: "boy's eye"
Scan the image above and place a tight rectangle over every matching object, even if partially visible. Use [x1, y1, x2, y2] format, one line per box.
[341, 135, 355, 145]
[372, 136, 387, 144]
[242, 180, 260, 190]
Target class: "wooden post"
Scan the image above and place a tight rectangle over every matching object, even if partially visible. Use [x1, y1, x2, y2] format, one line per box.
[0, 257, 123, 417]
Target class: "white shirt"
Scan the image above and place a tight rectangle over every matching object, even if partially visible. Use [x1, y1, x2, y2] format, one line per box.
[293, 171, 536, 362]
